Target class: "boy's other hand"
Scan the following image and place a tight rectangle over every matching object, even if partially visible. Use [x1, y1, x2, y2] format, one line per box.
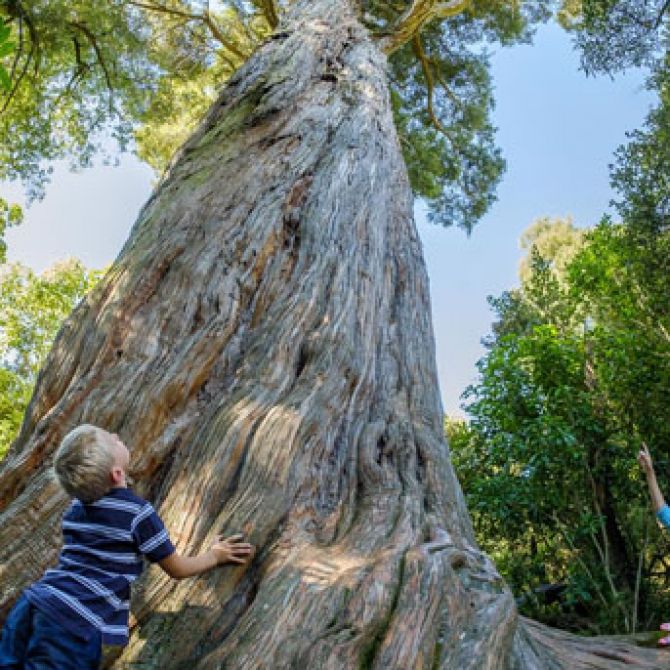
[211, 534, 254, 566]
[638, 442, 654, 474]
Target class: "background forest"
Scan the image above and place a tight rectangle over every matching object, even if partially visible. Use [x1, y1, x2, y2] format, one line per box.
[1, 0, 669, 639]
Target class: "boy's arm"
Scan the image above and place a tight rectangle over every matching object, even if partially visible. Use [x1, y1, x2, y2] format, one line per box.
[159, 534, 253, 580]
[638, 443, 667, 513]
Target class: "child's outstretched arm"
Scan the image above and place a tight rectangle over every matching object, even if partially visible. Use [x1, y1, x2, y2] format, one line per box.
[159, 534, 254, 580]
[638, 443, 666, 513]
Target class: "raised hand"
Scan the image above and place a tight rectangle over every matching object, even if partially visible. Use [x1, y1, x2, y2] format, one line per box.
[638, 442, 654, 475]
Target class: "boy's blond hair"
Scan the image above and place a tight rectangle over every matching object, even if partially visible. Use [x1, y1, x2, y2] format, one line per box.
[54, 424, 115, 503]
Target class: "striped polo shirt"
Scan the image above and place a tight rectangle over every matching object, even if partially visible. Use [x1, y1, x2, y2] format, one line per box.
[25, 487, 175, 646]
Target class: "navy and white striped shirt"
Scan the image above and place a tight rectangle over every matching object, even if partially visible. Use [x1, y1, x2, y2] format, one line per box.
[25, 487, 175, 646]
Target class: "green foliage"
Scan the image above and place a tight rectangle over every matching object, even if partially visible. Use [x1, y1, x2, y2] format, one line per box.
[1, 0, 664, 229]
[0, 1, 274, 198]
[565, 0, 668, 75]
[569, 220, 670, 446]
[564, 0, 669, 237]
[0, 259, 102, 458]
[387, 1, 554, 231]
[133, 3, 272, 172]
[390, 35, 506, 233]
[1, 0, 556, 230]
[0, 197, 23, 263]
[610, 61, 670, 235]
[0, 0, 159, 199]
[0, 20, 16, 91]
[451, 216, 670, 634]
[453, 6, 670, 623]
[134, 73, 219, 173]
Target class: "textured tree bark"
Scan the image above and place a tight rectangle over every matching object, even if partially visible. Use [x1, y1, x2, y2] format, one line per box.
[0, 1, 668, 668]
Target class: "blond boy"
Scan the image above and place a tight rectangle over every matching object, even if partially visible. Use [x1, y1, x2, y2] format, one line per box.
[0, 424, 253, 669]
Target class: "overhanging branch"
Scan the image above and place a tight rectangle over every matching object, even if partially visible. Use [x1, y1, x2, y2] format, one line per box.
[202, 9, 249, 60]
[5, 16, 23, 90]
[258, 0, 280, 29]
[377, 0, 471, 55]
[68, 21, 115, 112]
[125, 0, 250, 61]
[1, 10, 37, 115]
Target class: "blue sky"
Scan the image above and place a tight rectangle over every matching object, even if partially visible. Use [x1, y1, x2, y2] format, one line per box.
[2, 22, 655, 417]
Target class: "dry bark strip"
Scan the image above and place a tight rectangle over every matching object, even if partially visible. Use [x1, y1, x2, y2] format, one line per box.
[0, 1, 668, 668]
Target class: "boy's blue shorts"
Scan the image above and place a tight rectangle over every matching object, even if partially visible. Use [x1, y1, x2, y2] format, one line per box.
[0, 593, 101, 670]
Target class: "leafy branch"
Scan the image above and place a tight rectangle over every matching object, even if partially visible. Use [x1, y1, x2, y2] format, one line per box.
[378, 0, 471, 54]
[124, 0, 251, 60]
[0, 21, 15, 91]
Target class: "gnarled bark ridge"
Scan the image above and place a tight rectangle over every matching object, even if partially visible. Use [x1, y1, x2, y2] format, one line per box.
[0, 1, 667, 668]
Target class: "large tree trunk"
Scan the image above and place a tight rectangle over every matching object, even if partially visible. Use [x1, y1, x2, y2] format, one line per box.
[0, 1, 667, 667]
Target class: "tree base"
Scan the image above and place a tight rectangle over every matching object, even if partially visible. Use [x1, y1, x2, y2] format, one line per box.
[513, 617, 670, 669]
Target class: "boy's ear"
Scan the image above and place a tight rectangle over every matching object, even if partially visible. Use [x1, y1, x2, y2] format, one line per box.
[110, 466, 124, 486]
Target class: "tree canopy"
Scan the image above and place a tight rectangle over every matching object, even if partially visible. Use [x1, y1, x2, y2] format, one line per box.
[1, 0, 667, 225]
[0, 0, 564, 231]
[564, 0, 669, 75]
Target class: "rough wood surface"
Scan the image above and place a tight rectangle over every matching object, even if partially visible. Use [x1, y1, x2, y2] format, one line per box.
[0, 1, 668, 667]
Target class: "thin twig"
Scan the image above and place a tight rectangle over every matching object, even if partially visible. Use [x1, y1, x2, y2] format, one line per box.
[411, 34, 455, 146]
[68, 21, 115, 112]
[632, 517, 649, 633]
[552, 512, 609, 608]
